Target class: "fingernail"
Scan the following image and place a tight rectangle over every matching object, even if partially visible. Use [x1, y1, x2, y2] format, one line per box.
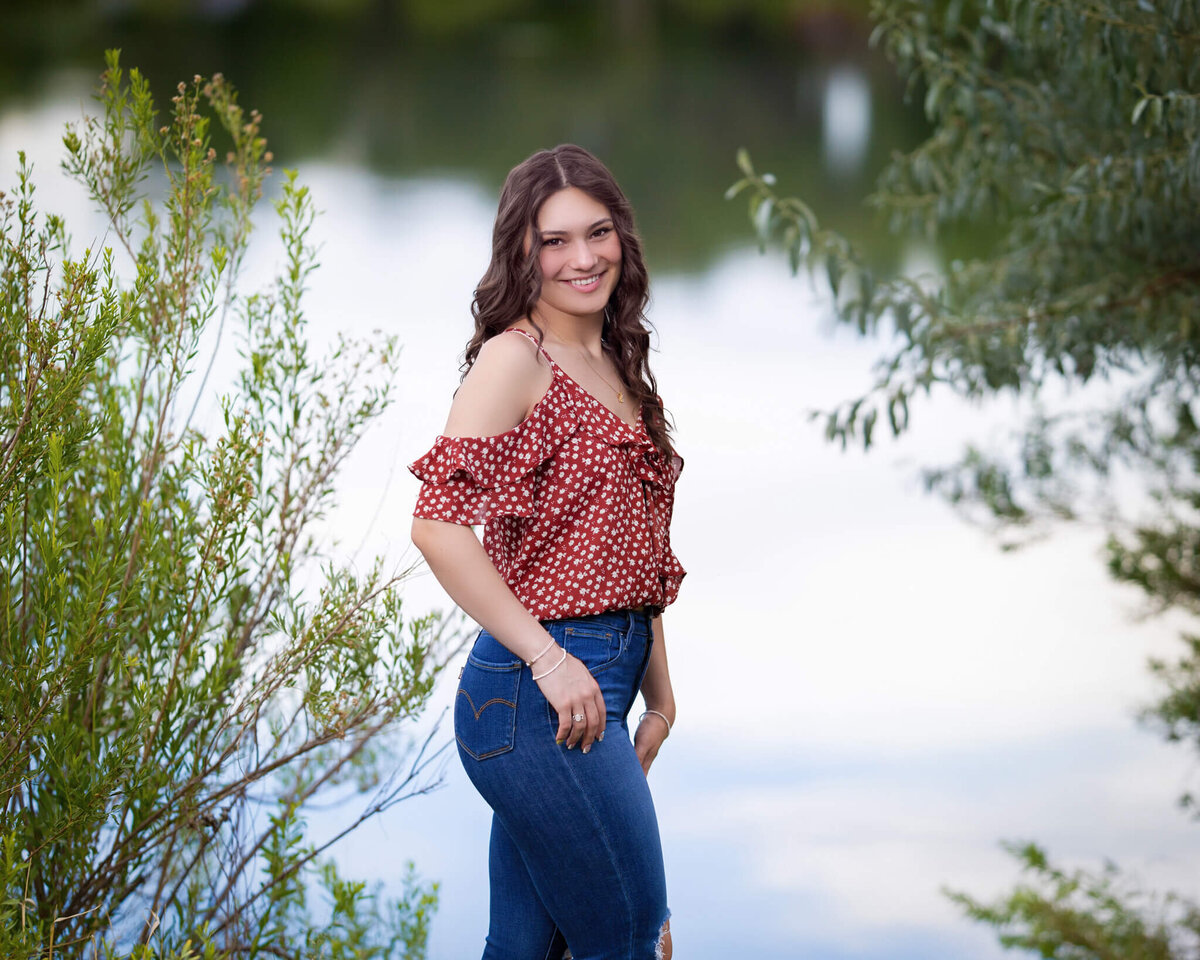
[567, 743, 574, 750]
[582, 745, 591, 754]
[597, 731, 605, 741]
[556, 739, 564, 746]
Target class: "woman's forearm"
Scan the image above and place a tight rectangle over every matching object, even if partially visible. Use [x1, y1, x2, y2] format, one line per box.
[411, 517, 554, 663]
[640, 615, 676, 724]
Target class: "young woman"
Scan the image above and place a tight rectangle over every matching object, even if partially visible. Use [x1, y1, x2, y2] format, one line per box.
[409, 144, 684, 960]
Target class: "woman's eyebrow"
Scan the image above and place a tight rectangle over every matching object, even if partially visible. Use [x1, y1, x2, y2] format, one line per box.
[539, 217, 614, 237]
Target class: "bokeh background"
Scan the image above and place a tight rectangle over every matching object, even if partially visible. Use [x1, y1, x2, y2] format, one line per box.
[4, 2, 1198, 957]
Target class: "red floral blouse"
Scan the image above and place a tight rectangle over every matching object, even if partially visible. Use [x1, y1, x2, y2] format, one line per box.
[408, 328, 685, 621]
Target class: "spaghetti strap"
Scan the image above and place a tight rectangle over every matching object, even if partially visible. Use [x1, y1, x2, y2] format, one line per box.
[504, 327, 557, 367]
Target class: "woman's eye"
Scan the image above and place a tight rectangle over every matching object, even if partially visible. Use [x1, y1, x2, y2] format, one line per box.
[542, 237, 562, 247]
[592, 227, 612, 239]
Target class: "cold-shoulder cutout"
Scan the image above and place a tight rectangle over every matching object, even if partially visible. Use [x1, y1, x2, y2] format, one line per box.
[409, 374, 580, 525]
[441, 328, 554, 441]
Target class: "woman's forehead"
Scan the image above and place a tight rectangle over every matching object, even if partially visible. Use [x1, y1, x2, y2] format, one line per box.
[537, 187, 612, 232]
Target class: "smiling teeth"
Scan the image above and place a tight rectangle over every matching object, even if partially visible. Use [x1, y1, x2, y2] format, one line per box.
[570, 275, 600, 287]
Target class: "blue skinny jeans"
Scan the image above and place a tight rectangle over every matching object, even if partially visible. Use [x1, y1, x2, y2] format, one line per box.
[454, 607, 670, 960]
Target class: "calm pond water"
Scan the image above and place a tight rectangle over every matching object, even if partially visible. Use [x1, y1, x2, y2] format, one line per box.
[4, 12, 1200, 958]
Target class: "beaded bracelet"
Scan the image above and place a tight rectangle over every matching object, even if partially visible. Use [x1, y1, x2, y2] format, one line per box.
[639, 709, 672, 737]
[531, 649, 567, 681]
[524, 637, 557, 668]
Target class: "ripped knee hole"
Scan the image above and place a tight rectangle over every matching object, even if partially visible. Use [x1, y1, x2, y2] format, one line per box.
[656, 918, 672, 960]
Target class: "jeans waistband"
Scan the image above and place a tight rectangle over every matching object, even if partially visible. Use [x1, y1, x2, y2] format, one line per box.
[541, 606, 652, 636]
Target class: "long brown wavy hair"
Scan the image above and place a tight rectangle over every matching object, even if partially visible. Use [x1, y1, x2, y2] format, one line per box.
[464, 144, 674, 457]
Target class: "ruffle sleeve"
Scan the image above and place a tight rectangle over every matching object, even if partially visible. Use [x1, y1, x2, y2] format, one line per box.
[408, 381, 579, 525]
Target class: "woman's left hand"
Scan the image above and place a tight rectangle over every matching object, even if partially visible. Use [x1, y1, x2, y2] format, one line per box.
[634, 713, 670, 776]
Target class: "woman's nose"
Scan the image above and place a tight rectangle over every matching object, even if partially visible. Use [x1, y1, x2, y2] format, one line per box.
[569, 238, 598, 269]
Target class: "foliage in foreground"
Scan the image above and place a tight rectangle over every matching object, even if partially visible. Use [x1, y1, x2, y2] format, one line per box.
[734, 0, 1200, 957]
[0, 52, 455, 958]
[947, 842, 1200, 960]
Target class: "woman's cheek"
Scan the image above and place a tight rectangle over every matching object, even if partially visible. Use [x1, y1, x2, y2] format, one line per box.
[539, 248, 561, 278]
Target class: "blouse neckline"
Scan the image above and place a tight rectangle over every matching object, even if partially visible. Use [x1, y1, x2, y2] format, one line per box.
[507, 327, 644, 433]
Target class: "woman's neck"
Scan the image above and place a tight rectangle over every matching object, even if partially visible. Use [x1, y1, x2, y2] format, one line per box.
[530, 306, 605, 354]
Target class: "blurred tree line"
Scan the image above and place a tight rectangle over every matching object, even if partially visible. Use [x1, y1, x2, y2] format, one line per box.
[2, 0, 942, 277]
[21, 0, 873, 37]
[1, 52, 450, 959]
[738, 0, 1200, 954]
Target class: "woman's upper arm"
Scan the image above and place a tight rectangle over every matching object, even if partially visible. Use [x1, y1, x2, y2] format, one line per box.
[442, 331, 551, 438]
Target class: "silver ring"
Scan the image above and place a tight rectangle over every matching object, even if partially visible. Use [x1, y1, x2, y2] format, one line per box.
[572, 713, 585, 723]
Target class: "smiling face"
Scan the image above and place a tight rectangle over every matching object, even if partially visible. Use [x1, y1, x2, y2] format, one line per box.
[533, 186, 623, 322]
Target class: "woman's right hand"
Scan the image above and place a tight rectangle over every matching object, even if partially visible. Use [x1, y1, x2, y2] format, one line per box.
[536, 652, 607, 752]
[411, 515, 609, 751]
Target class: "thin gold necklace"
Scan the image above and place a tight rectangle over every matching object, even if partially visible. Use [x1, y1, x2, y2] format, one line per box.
[536, 317, 628, 403]
[578, 347, 625, 403]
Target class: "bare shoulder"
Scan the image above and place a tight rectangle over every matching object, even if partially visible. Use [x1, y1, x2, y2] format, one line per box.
[475, 326, 545, 369]
[442, 328, 553, 438]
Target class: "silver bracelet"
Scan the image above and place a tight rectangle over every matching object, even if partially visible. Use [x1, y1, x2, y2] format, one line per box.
[639, 709, 672, 737]
[524, 637, 557, 668]
[531, 648, 567, 681]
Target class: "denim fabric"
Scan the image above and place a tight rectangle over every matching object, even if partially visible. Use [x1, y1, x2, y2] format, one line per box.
[454, 608, 670, 960]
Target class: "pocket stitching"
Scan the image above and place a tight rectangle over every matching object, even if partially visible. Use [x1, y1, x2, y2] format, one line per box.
[456, 689, 516, 719]
[466, 653, 523, 671]
[564, 626, 615, 641]
[448, 729, 508, 763]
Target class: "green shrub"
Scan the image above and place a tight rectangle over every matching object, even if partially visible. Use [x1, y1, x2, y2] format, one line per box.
[0, 51, 454, 959]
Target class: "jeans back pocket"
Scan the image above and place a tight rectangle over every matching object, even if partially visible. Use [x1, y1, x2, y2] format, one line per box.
[455, 654, 522, 760]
